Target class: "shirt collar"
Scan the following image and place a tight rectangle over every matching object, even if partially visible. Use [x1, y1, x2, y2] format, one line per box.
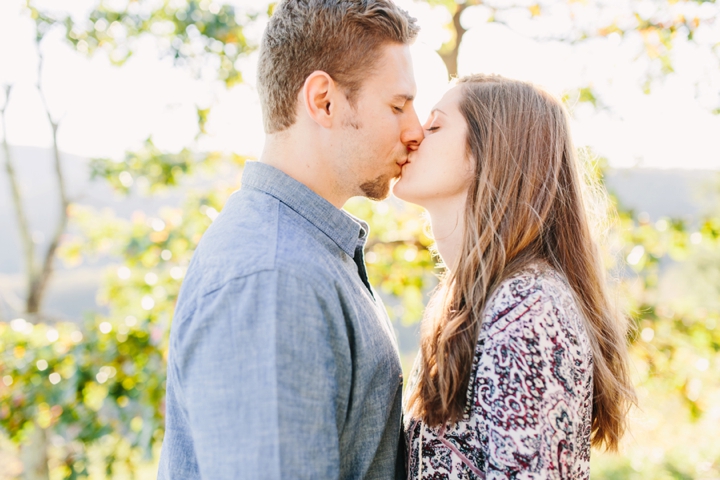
[241, 161, 368, 257]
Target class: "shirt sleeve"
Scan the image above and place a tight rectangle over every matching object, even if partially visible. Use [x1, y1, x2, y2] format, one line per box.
[174, 269, 349, 479]
[474, 289, 586, 479]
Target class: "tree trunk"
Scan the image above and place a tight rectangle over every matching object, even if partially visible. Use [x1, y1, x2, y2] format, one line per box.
[439, 3, 468, 79]
[19, 423, 49, 480]
[1, 85, 39, 311]
[27, 93, 70, 314]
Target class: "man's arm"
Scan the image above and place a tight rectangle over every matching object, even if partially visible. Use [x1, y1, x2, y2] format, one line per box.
[175, 269, 350, 479]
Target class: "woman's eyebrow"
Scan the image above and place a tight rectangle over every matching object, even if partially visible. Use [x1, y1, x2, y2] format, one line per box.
[430, 108, 446, 116]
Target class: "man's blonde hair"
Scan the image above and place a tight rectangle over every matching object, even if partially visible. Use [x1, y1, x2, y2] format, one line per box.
[257, 0, 419, 134]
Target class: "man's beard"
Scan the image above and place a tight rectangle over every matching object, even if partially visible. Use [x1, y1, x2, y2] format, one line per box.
[342, 111, 402, 201]
[359, 173, 397, 201]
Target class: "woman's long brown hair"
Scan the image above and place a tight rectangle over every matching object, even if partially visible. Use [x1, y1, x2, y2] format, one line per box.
[405, 74, 636, 451]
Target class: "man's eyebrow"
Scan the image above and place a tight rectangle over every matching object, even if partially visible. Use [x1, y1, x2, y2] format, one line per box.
[392, 94, 415, 102]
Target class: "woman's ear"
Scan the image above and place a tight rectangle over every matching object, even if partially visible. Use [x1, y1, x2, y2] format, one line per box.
[301, 71, 336, 128]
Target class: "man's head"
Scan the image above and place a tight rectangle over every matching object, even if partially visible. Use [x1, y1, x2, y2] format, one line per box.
[258, 0, 424, 202]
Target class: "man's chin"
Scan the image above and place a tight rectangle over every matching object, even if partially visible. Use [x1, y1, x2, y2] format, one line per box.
[359, 174, 396, 201]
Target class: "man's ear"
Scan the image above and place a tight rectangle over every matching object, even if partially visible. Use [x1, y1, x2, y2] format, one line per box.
[301, 71, 336, 128]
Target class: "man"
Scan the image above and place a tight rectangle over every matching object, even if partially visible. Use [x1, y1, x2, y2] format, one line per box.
[158, 0, 423, 478]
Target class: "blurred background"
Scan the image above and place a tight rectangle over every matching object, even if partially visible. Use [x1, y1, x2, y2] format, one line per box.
[0, 0, 719, 478]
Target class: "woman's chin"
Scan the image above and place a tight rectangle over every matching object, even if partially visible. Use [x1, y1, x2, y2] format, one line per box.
[392, 179, 423, 206]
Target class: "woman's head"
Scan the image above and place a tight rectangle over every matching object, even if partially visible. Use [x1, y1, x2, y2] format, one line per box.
[403, 74, 635, 451]
[392, 85, 473, 207]
[395, 74, 574, 233]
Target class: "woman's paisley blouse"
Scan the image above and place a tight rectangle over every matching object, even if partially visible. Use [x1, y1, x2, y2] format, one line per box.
[404, 264, 594, 479]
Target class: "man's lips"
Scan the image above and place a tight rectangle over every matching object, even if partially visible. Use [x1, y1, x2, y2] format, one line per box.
[398, 152, 415, 167]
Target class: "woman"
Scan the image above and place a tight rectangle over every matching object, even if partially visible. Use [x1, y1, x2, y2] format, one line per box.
[393, 74, 636, 479]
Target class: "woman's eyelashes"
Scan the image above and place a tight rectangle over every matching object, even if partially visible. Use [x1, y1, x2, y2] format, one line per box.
[425, 112, 440, 132]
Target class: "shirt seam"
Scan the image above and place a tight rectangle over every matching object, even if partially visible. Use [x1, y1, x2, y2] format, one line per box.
[242, 183, 359, 257]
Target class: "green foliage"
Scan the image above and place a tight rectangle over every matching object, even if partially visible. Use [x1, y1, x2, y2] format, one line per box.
[28, 0, 257, 86]
[0, 318, 165, 477]
[89, 139, 246, 195]
[1, 159, 241, 477]
[0, 1, 260, 477]
[90, 140, 196, 195]
[423, 0, 718, 96]
[590, 177, 720, 478]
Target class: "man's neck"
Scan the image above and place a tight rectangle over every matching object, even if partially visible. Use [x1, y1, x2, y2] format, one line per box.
[259, 133, 348, 209]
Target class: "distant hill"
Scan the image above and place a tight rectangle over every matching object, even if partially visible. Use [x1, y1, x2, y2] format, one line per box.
[1, 145, 718, 321]
[604, 168, 718, 221]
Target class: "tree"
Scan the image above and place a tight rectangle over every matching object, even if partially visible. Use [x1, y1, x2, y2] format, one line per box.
[422, 0, 719, 105]
[0, 1, 259, 477]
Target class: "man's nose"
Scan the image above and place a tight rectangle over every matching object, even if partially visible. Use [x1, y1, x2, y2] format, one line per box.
[401, 112, 424, 152]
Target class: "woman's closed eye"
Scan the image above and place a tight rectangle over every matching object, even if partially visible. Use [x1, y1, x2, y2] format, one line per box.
[426, 125, 440, 132]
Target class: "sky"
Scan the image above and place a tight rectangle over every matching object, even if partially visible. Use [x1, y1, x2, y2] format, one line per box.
[0, 0, 718, 170]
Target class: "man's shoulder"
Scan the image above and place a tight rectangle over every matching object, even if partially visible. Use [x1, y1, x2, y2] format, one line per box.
[182, 188, 342, 299]
[191, 188, 278, 281]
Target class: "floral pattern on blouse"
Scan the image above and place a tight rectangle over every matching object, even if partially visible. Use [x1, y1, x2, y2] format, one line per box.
[404, 263, 594, 479]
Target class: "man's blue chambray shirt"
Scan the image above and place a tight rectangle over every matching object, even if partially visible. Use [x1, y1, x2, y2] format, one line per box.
[158, 161, 405, 479]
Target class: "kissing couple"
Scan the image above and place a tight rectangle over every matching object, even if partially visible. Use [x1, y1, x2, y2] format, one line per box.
[158, 0, 635, 478]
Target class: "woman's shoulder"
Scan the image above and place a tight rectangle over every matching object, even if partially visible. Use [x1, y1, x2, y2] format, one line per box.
[480, 261, 585, 341]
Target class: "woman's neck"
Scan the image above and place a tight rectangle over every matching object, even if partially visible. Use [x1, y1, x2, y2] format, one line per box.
[425, 196, 466, 271]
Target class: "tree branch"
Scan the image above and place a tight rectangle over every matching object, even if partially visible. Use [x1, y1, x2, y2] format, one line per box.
[1, 84, 39, 309]
[26, 54, 70, 314]
[365, 238, 429, 251]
